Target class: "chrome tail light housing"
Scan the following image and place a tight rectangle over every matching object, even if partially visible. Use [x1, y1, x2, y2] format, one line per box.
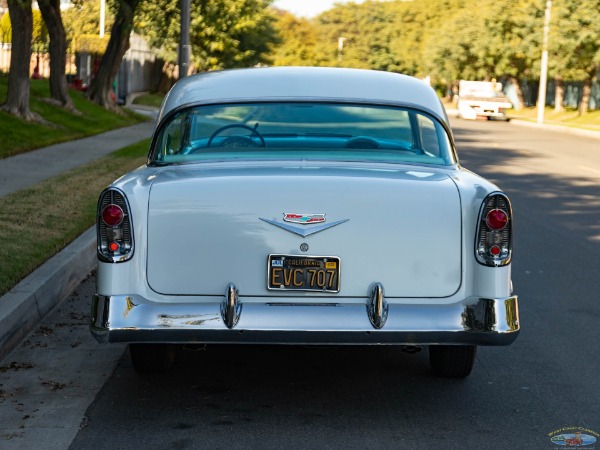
[475, 192, 513, 267]
[97, 188, 134, 263]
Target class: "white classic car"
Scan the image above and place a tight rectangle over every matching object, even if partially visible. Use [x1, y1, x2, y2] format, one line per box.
[91, 67, 519, 378]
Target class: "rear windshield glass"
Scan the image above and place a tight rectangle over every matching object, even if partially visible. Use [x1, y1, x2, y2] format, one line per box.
[150, 102, 455, 166]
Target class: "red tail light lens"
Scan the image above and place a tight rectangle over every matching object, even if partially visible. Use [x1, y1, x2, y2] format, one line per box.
[102, 204, 124, 226]
[97, 188, 134, 263]
[486, 209, 508, 231]
[475, 193, 513, 267]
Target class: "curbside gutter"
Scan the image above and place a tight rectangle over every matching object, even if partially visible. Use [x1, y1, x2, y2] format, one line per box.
[0, 227, 96, 362]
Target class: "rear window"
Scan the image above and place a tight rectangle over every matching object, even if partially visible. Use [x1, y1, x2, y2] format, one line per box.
[150, 102, 455, 166]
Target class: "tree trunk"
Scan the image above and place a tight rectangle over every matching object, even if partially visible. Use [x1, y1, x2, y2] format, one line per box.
[1, 0, 40, 121]
[578, 75, 593, 116]
[508, 77, 524, 110]
[86, 0, 141, 109]
[554, 75, 564, 112]
[37, 0, 74, 110]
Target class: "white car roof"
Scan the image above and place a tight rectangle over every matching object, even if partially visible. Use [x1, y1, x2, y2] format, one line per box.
[157, 67, 448, 125]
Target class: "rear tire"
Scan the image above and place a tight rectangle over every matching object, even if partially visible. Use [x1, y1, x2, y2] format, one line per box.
[129, 343, 176, 374]
[429, 345, 477, 378]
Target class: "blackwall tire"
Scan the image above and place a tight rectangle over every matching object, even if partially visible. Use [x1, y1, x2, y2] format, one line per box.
[129, 343, 176, 374]
[429, 345, 477, 378]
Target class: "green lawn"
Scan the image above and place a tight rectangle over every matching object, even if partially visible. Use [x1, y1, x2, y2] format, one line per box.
[0, 74, 152, 295]
[508, 106, 600, 131]
[0, 76, 147, 159]
[0, 139, 150, 296]
[132, 92, 165, 108]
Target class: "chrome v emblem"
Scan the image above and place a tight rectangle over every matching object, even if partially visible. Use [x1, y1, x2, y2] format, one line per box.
[259, 217, 349, 237]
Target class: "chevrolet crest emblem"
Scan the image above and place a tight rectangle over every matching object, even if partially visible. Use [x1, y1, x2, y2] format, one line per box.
[283, 213, 325, 224]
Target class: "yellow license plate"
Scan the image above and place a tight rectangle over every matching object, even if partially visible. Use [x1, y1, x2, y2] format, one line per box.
[268, 255, 340, 293]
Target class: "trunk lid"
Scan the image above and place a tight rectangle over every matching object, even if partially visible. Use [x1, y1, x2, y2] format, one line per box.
[146, 163, 462, 298]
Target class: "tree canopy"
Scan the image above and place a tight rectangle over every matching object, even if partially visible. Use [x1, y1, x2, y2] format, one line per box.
[136, 0, 278, 72]
[270, 0, 600, 105]
[3, 0, 599, 116]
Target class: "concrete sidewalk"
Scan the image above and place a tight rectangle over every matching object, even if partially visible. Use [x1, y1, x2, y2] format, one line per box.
[0, 115, 156, 361]
[0, 120, 155, 198]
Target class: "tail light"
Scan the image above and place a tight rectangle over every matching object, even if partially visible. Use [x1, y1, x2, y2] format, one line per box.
[97, 188, 134, 263]
[475, 193, 512, 267]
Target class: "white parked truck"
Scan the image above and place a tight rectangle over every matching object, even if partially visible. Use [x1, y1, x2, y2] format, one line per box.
[456, 80, 512, 120]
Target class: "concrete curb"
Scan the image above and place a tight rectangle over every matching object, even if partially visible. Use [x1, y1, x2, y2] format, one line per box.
[0, 227, 96, 362]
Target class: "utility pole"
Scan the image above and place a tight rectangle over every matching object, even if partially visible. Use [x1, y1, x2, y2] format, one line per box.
[178, 0, 191, 79]
[99, 0, 105, 38]
[537, 0, 551, 124]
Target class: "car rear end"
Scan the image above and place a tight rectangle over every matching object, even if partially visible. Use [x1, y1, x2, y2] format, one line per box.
[90, 67, 519, 377]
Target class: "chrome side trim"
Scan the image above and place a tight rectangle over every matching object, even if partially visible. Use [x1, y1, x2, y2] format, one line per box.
[221, 283, 241, 329]
[367, 282, 388, 329]
[91, 294, 520, 346]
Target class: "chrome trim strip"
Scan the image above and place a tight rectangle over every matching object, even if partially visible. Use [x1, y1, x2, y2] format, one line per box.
[259, 218, 349, 237]
[91, 294, 519, 346]
[367, 282, 388, 329]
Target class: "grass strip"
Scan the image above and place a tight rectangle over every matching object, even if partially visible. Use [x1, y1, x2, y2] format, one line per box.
[508, 107, 600, 131]
[0, 76, 146, 159]
[0, 139, 151, 296]
[132, 93, 165, 108]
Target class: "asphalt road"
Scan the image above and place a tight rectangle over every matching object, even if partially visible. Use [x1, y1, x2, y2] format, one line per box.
[2, 118, 599, 449]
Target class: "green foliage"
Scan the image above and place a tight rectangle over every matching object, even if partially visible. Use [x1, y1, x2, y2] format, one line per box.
[1, 10, 12, 44]
[136, 0, 278, 71]
[62, 0, 116, 51]
[271, 0, 600, 94]
[549, 0, 600, 80]
[317, 1, 397, 70]
[271, 12, 324, 66]
[75, 34, 111, 54]
[0, 8, 47, 45]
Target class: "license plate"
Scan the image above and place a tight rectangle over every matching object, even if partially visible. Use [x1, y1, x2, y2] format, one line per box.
[268, 255, 340, 293]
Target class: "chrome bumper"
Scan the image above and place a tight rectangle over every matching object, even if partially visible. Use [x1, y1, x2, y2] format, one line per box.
[91, 291, 519, 346]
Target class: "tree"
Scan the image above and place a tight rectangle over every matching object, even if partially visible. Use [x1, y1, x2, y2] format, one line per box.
[86, 0, 140, 108]
[38, 0, 74, 110]
[137, 0, 277, 73]
[63, 0, 115, 39]
[270, 0, 600, 113]
[270, 12, 322, 66]
[316, 1, 396, 70]
[1, 0, 40, 121]
[549, 0, 600, 115]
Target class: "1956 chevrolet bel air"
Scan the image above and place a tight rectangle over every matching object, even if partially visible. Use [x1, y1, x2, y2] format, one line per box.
[91, 67, 519, 377]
